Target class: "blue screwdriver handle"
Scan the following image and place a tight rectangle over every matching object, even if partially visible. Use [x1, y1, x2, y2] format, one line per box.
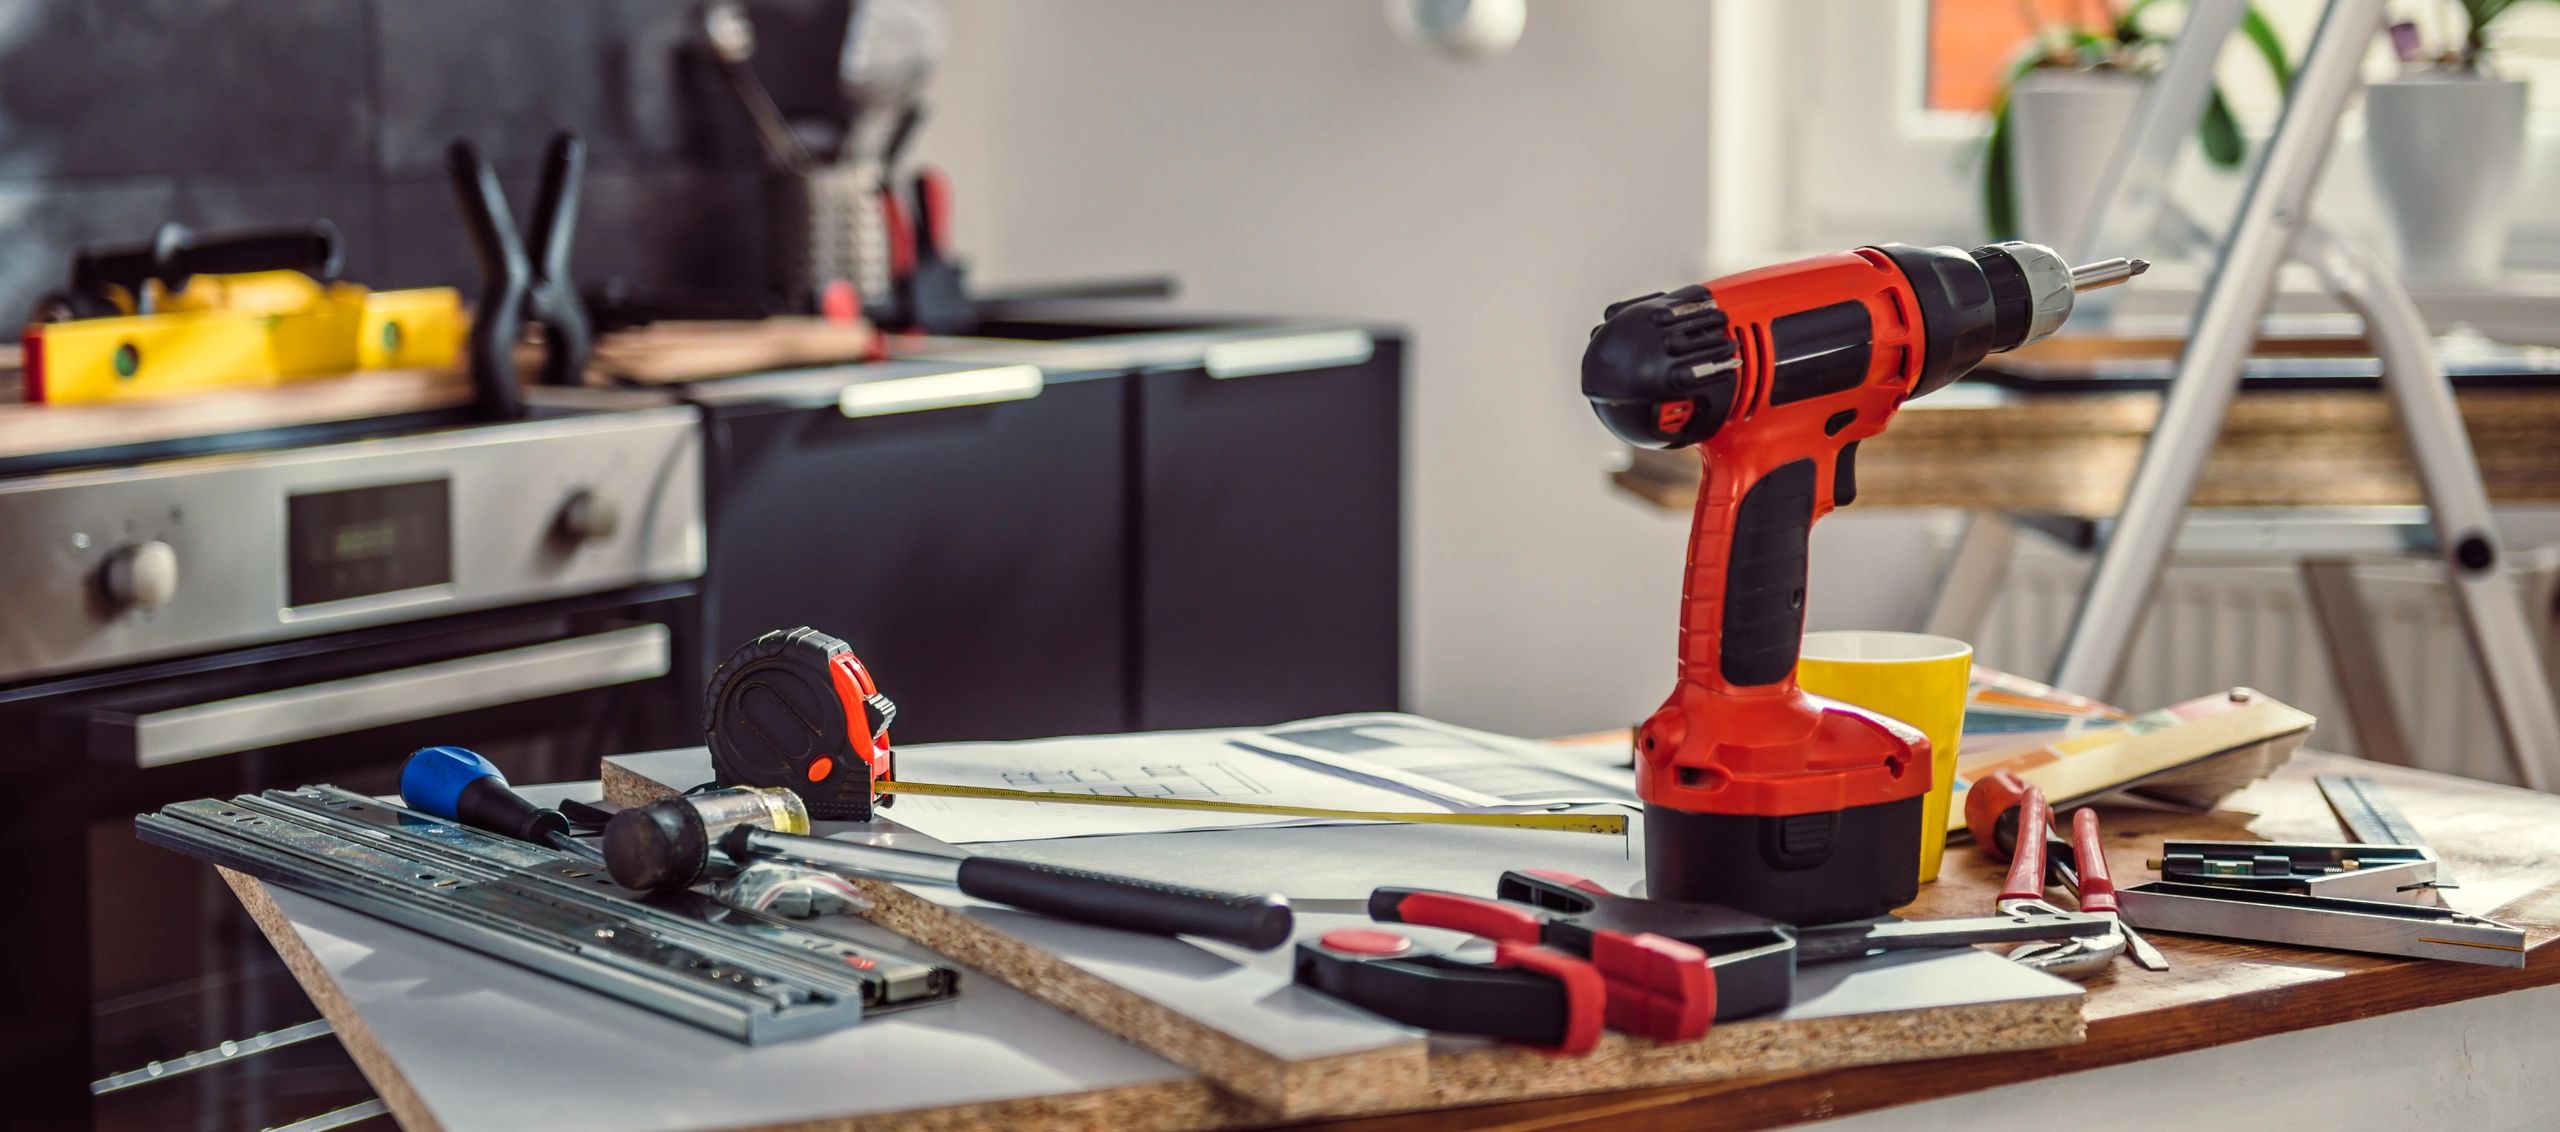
[400, 746, 586, 858]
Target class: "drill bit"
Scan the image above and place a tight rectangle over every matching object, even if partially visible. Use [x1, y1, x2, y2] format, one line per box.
[2069, 257, 2151, 292]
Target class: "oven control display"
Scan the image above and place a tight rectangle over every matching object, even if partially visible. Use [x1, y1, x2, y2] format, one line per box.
[286, 479, 453, 607]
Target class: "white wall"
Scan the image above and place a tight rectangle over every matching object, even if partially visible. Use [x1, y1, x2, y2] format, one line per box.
[924, 0, 1745, 737]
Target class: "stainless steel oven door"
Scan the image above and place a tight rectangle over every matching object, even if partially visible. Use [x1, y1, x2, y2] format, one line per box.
[89, 624, 668, 768]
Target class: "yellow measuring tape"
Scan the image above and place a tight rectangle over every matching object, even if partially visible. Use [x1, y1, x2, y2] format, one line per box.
[873, 779, 1629, 836]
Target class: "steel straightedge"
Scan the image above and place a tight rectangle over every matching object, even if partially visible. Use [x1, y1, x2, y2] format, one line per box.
[136, 786, 956, 1043]
[2114, 881, 2526, 967]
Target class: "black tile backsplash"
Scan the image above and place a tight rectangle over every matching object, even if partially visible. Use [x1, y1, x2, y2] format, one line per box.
[0, 0, 371, 181]
[372, 0, 709, 172]
[372, 165, 763, 298]
[0, 0, 843, 322]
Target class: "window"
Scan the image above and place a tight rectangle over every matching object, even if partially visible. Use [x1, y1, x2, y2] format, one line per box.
[1923, 0, 2560, 123]
[1927, 0, 2092, 113]
[1699, 1, 2560, 267]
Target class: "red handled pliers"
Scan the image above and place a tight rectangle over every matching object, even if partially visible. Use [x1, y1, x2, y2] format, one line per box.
[1970, 770, 2168, 976]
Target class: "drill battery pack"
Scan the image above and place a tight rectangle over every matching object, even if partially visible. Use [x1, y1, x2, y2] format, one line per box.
[1643, 797, 1922, 927]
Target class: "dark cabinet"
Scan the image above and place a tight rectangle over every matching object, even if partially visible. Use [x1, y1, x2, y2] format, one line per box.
[1132, 339, 1404, 729]
[699, 370, 1130, 742]
[692, 321, 1405, 744]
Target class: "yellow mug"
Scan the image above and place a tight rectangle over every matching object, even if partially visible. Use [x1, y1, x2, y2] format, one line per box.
[1795, 630, 1973, 884]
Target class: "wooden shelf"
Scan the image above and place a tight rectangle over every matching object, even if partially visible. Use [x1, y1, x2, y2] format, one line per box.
[1613, 388, 2560, 519]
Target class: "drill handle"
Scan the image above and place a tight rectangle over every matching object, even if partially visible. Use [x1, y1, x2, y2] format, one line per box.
[1684, 455, 1821, 691]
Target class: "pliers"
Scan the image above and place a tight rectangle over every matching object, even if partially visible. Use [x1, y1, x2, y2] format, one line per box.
[1974, 771, 2167, 977]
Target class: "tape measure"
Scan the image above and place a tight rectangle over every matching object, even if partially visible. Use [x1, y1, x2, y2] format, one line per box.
[704, 627, 899, 821]
[703, 627, 1628, 836]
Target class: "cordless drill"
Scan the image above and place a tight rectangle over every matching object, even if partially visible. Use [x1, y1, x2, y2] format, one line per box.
[1583, 241, 2142, 925]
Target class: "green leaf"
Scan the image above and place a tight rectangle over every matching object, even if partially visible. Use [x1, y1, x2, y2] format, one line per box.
[1978, 1, 2298, 229]
[2198, 88, 2245, 166]
[2239, 6, 2292, 90]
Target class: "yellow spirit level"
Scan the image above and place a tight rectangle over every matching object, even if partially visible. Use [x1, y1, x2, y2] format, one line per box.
[23, 271, 463, 405]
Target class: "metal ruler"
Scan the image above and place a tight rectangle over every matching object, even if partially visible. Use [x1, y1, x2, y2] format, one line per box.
[139, 786, 957, 1044]
[2115, 881, 2525, 967]
[2318, 774, 2432, 852]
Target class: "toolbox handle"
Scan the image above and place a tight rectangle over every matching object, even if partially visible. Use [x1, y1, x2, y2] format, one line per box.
[953, 856, 1295, 951]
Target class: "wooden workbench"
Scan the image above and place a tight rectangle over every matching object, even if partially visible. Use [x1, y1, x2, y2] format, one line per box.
[225, 751, 2558, 1130]
[1306, 750, 2560, 1131]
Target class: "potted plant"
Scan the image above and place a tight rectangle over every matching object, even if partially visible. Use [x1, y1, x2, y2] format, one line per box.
[1981, 1, 2292, 242]
[2365, 1, 2545, 282]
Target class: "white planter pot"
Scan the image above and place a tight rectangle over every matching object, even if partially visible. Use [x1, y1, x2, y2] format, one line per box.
[2006, 68, 2147, 244]
[2364, 73, 2529, 284]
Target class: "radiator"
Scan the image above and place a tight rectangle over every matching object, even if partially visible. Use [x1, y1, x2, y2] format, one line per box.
[1971, 538, 2560, 786]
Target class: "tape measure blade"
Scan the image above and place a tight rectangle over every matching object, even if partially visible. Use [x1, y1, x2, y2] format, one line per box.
[874, 779, 1627, 835]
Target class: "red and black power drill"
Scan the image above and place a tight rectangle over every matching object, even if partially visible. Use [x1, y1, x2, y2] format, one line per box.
[1582, 242, 2142, 925]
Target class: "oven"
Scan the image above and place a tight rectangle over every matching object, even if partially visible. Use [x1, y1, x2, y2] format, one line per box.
[0, 402, 706, 1129]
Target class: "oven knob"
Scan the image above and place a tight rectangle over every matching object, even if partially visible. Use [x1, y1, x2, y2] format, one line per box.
[554, 489, 621, 543]
[101, 540, 179, 611]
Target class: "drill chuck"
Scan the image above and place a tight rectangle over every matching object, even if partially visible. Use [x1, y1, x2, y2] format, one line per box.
[1966, 242, 2145, 356]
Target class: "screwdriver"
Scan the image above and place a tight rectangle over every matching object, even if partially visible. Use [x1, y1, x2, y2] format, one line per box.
[605, 791, 1297, 951]
[398, 746, 607, 866]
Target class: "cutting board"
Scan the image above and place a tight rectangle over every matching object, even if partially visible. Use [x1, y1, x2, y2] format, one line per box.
[0, 367, 474, 462]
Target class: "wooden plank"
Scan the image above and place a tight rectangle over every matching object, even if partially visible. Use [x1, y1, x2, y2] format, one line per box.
[1301, 750, 2560, 1131]
[600, 757, 2086, 1122]
[237, 874, 1259, 1132]
[573, 318, 882, 384]
[0, 368, 473, 460]
[1996, 331, 2380, 365]
[1613, 389, 2560, 517]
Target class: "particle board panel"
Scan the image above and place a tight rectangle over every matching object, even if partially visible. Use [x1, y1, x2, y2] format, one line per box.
[219, 743, 2560, 1130]
[600, 751, 2086, 1121]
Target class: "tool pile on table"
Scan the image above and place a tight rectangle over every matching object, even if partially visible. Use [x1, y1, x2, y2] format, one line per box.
[133, 238, 2536, 1111]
